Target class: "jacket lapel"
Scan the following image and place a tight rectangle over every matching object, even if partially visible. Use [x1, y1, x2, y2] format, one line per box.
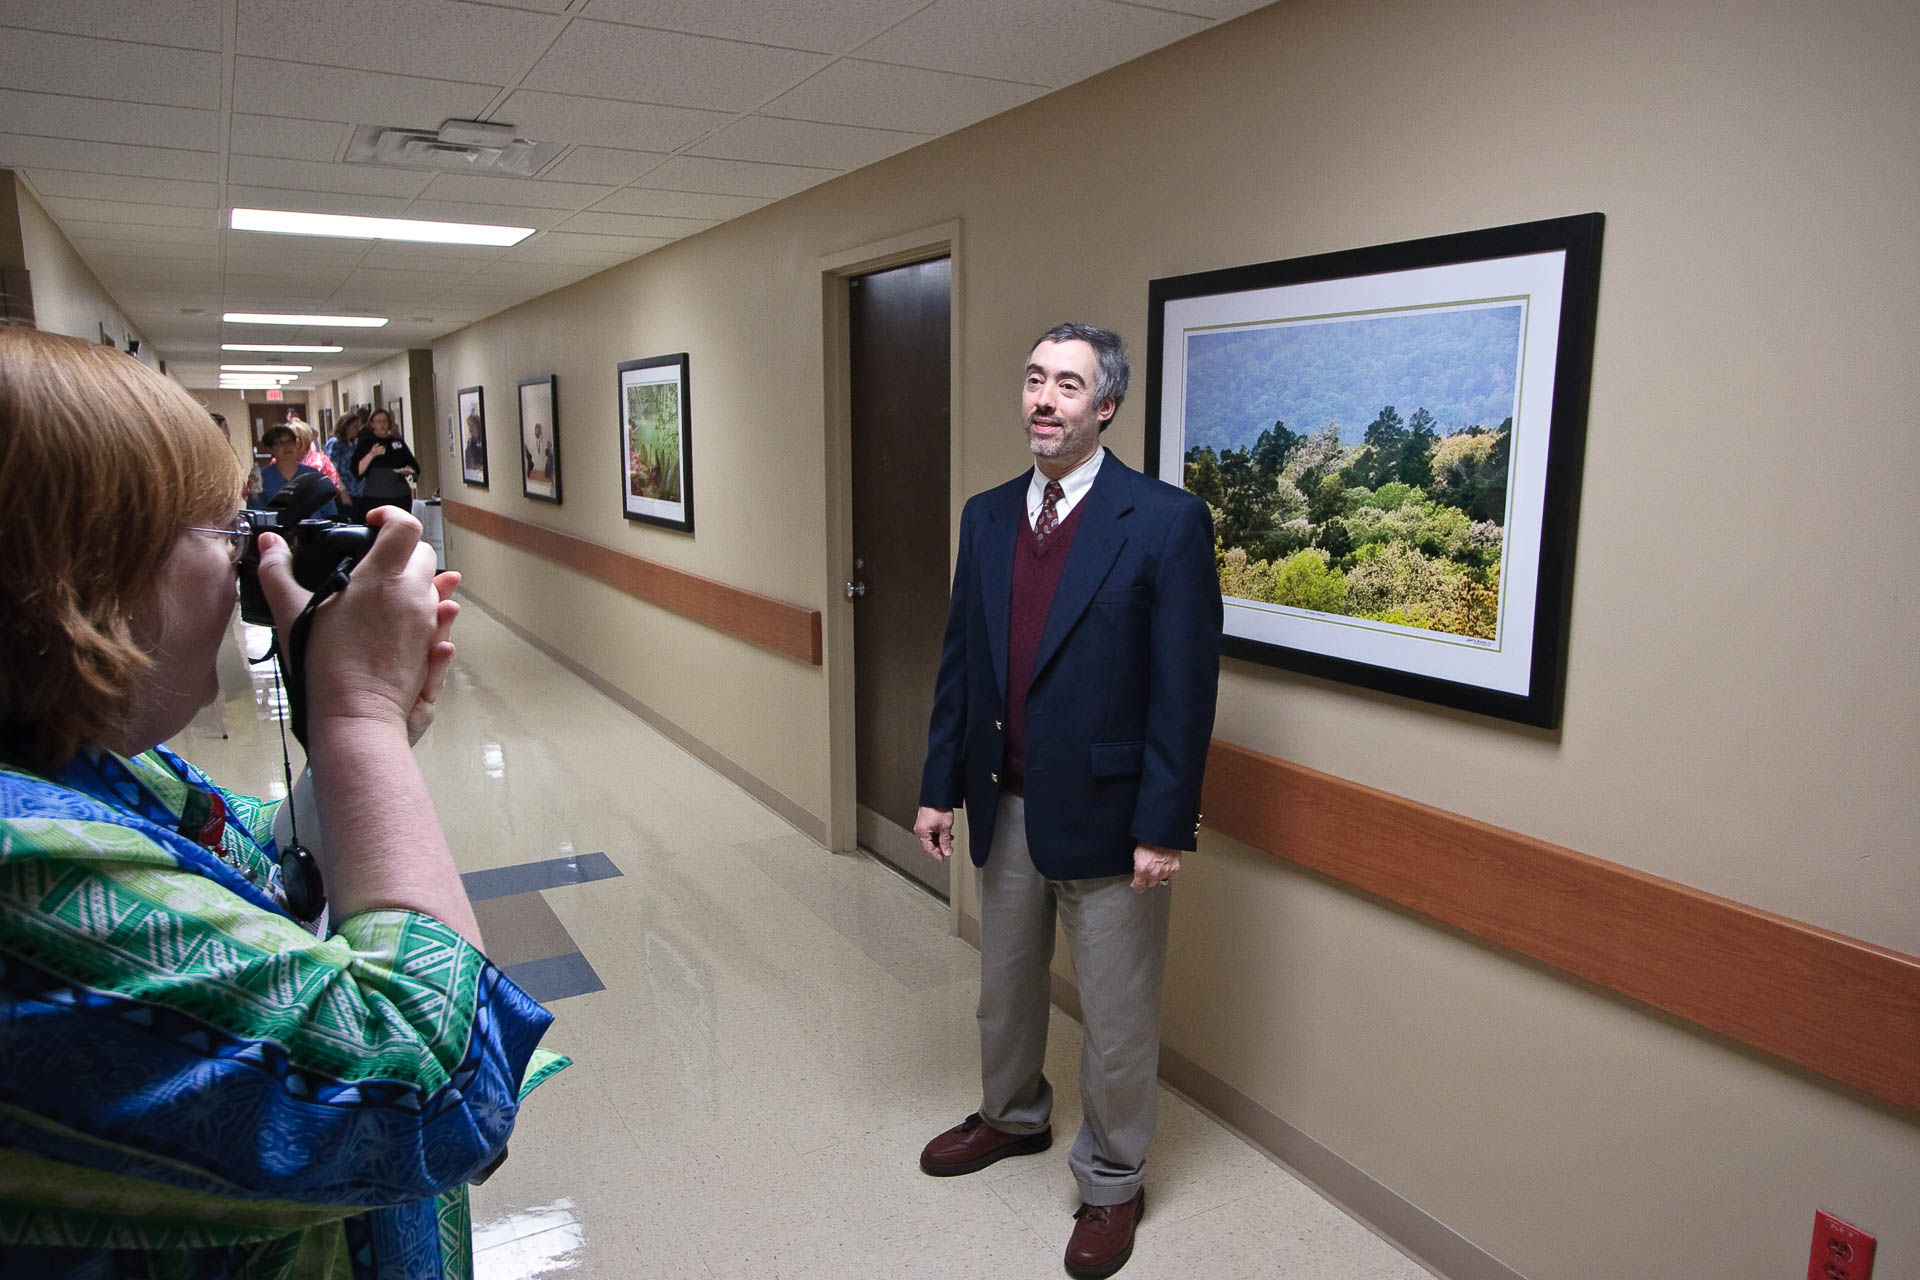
[979, 476, 1024, 699]
[1032, 452, 1133, 683]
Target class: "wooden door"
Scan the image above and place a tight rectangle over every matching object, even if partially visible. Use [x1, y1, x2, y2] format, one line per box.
[850, 258, 951, 896]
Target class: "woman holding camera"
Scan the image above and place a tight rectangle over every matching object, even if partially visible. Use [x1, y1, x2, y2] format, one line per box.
[0, 327, 561, 1278]
[351, 407, 419, 517]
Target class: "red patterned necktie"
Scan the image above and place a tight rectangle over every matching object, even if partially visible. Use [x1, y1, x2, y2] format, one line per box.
[1036, 480, 1064, 541]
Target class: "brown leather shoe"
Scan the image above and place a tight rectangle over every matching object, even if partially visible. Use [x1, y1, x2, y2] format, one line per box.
[1064, 1189, 1145, 1279]
[919, 1112, 1051, 1176]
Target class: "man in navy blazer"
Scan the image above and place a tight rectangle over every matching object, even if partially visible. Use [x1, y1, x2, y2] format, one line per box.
[914, 323, 1221, 1279]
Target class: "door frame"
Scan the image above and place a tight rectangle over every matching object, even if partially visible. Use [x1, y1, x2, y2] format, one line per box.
[818, 220, 965, 919]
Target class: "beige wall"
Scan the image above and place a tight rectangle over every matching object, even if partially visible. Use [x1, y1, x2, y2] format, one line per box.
[434, 0, 1920, 1275]
[10, 175, 159, 368]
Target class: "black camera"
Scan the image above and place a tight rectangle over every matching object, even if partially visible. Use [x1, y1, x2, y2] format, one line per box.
[237, 474, 377, 626]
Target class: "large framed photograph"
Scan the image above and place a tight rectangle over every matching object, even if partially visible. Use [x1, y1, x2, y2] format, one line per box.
[518, 373, 560, 504]
[617, 353, 692, 533]
[388, 397, 404, 433]
[1146, 213, 1603, 728]
[458, 385, 488, 488]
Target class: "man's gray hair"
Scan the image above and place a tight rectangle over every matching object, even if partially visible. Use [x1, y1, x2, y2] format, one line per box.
[1032, 322, 1130, 425]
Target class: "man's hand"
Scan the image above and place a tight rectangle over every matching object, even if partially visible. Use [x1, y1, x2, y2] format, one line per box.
[914, 806, 956, 861]
[1130, 843, 1182, 893]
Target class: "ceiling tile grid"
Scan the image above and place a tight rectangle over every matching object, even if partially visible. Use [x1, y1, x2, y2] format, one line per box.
[0, 0, 1265, 386]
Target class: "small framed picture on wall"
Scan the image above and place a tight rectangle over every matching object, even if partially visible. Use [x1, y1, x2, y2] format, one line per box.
[617, 353, 692, 532]
[518, 374, 560, 504]
[458, 385, 488, 488]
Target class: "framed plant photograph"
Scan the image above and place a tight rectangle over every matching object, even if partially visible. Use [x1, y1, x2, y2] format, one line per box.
[458, 385, 488, 488]
[518, 374, 560, 505]
[1146, 213, 1604, 728]
[388, 397, 404, 433]
[617, 352, 692, 532]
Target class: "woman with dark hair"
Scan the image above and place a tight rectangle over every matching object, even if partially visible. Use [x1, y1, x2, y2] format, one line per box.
[0, 327, 562, 1277]
[351, 407, 419, 516]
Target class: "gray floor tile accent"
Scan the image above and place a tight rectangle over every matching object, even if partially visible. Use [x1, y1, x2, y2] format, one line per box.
[462, 851, 623, 902]
[500, 951, 606, 1004]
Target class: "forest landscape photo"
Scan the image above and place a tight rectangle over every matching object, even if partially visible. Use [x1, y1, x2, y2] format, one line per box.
[1182, 303, 1523, 643]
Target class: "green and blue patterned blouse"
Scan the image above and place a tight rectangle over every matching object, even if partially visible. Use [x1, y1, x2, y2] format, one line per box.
[0, 745, 566, 1278]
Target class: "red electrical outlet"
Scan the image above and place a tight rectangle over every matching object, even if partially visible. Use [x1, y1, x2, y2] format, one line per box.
[1807, 1210, 1876, 1280]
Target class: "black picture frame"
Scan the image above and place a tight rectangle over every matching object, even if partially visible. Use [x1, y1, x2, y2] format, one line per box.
[616, 352, 693, 533]
[1145, 213, 1603, 728]
[457, 385, 488, 489]
[517, 373, 561, 505]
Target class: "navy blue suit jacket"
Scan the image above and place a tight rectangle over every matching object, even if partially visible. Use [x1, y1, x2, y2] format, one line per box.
[918, 450, 1223, 880]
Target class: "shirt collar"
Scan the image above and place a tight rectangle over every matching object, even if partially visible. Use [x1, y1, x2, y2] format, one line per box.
[1028, 446, 1104, 513]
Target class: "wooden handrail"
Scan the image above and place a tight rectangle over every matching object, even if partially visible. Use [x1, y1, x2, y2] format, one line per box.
[1201, 740, 1920, 1115]
[442, 501, 822, 665]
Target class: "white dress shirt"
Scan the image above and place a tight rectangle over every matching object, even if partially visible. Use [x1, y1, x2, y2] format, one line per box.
[1027, 447, 1104, 531]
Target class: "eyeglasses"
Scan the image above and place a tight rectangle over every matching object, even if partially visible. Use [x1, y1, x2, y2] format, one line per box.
[186, 511, 256, 564]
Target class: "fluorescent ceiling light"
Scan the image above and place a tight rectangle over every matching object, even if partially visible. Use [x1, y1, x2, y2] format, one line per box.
[231, 207, 533, 247]
[222, 343, 344, 353]
[222, 364, 313, 373]
[223, 313, 389, 328]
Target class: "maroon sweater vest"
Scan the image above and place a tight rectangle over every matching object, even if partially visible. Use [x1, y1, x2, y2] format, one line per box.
[1002, 497, 1085, 792]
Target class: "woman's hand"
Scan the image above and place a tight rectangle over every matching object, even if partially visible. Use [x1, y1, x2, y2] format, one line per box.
[255, 506, 455, 738]
[407, 570, 460, 745]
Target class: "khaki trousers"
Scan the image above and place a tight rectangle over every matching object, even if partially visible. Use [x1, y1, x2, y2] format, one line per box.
[975, 792, 1172, 1205]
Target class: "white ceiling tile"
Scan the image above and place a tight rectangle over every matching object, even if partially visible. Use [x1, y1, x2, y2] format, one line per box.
[226, 186, 419, 218]
[0, 136, 216, 182]
[0, 30, 219, 108]
[40, 198, 214, 229]
[552, 210, 712, 239]
[688, 115, 923, 170]
[0, 0, 223, 49]
[763, 58, 1045, 134]
[448, 0, 571, 10]
[522, 21, 827, 113]
[494, 89, 730, 152]
[633, 154, 837, 198]
[224, 239, 372, 268]
[401, 200, 564, 230]
[418, 173, 615, 210]
[238, 0, 565, 84]
[228, 156, 436, 198]
[578, 0, 926, 54]
[61, 222, 221, 249]
[515, 230, 668, 260]
[1141, 0, 1274, 17]
[0, 89, 218, 151]
[538, 145, 670, 186]
[589, 187, 767, 219]
[232, 58, 500, 125]
[23, 170, 217, 208]
[229, 114, 350, 162]
[358, 242, 509, 268]
[853, 0, 1207, 87]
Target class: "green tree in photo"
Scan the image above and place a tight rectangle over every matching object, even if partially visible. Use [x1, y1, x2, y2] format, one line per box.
[1401, 407, 1438, 489]
[1273, 549, 1349, 613]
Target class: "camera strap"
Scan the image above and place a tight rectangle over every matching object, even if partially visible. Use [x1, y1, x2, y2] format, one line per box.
[245, 556, 355, 925]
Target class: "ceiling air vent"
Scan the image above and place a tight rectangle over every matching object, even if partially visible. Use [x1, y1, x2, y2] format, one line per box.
[345, 120, 561, 178]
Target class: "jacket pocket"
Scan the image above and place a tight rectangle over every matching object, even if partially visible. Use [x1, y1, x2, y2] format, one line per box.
[1089, 740, 1146, 778]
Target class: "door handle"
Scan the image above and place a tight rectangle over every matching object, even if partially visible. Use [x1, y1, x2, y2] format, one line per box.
[845, 580, 867, 599]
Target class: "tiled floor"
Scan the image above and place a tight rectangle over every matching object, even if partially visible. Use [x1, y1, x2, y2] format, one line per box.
[174, 606, 1435, 1280]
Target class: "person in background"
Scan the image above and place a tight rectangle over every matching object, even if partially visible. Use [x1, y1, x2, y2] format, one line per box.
[327, 410, 366, 521]
[352, 407, 420, 516]
[292, 419, 342, 492]
[0, 324, 564, 1277]
[254, 423, 336, 518]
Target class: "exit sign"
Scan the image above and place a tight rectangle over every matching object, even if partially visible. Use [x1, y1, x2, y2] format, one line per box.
[266, 388, 283, 401]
